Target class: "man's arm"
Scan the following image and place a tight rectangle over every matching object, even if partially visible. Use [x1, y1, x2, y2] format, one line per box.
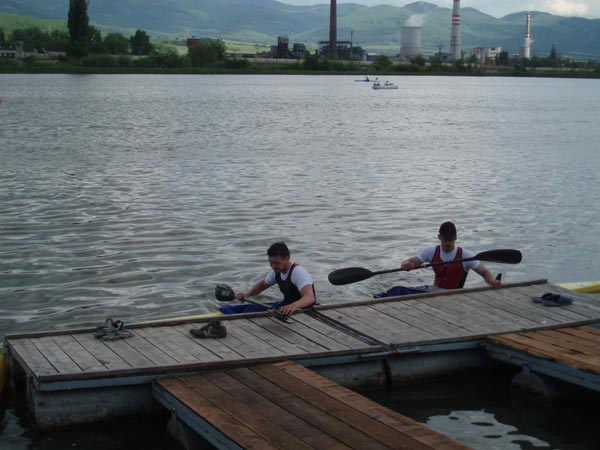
[235, 279, 270, 301]
[279, 284, 315, 315]
[473, 263, 502, 288]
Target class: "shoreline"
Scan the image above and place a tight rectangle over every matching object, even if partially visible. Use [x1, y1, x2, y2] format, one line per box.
[1, 64, 600, 79]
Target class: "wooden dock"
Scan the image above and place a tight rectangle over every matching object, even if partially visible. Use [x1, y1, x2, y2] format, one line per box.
[485, 325, 600, 393]
[153, 360, 471, 450]
[6, 280, 600, 430]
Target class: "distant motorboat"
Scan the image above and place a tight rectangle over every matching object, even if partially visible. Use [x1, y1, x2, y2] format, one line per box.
[355, 76, 373, 82]
[372, 80, 398, 90]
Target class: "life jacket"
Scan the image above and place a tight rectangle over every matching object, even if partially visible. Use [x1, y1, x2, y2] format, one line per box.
[275, 263, 316, 306]
[432, 245, 468, 289]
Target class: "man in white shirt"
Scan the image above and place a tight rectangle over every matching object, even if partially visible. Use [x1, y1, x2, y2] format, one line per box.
[236, 242, 316, 315]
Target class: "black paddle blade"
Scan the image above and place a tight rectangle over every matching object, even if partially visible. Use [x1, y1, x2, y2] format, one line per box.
[215, 284, 236, 301]
[475, 249, 522, 264]
[328, 267, 374, 285]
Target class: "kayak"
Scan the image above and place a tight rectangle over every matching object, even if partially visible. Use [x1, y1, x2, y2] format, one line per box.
[557, 281, 600, 293]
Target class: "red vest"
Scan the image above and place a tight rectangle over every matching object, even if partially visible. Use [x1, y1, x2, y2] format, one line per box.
[432, 246, 468, 289]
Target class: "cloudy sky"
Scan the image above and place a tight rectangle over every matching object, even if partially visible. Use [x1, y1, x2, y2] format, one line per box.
[280, 0, 600, 19]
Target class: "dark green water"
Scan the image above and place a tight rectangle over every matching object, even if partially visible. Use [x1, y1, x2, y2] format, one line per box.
[362, 370, 599, 450]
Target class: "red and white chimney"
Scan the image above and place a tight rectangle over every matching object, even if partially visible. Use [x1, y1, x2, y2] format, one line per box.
[449, 0, 461, 61]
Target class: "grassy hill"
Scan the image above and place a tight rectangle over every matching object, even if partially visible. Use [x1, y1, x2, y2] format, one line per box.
[1, 0, 599, 58]
[0, 11, 65, 33]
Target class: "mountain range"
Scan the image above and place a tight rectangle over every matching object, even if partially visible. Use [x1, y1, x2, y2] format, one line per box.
[1, 0, 599, 59]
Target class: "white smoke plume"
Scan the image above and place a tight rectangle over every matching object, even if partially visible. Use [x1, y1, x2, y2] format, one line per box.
[404, 14, 428, 27]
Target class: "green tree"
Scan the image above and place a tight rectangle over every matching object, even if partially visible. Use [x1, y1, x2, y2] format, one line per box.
[68, 0, 90, 56]
[411, 54, 426, 66]
[130, 29, 153, 55]
[89, 26, 106, 54]
[189, 43, 218, 66]
[104, 33, 129, 55]
[373, 55, 392, 70]
[430, 55, 443, 70]
[203, 38, 226, 60]
[0, 28, 5, 47]
[496, 51, 510, 66]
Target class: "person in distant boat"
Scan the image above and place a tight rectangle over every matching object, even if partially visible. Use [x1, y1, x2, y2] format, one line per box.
[235, 242, 316, 315]
[400, 221, 502, 291]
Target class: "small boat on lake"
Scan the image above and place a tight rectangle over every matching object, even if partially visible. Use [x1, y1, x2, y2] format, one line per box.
[354, 76, 373, 82]
[372, 80, 398, 90]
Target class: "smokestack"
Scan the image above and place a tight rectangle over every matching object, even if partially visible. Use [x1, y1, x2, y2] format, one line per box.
[449, 0, 461, 61]
[329, 0, 337, 58]
[523, 12, 532, 59]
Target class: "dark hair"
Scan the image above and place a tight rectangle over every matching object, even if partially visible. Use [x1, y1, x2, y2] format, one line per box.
[267, 242, 290, 258]
[439, 221, 457, 240]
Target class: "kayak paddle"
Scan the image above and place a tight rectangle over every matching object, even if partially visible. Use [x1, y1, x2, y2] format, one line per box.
[328, 249, 522, 286]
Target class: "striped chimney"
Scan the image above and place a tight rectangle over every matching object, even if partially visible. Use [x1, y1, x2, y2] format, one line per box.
[329, 0, 337, 58]
[449, 0, 461, 61]
[523, 12, 532, 59]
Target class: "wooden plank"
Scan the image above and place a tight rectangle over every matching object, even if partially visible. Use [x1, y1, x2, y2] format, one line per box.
[511, 285, 600, 319]
[252, 364, 436, 450]
[553, 326, 600, 345]
[96, 338, 156, 369]
[134, 327, 202, 364]
[158, 377, 279, 450]
[71, 333, 133, 370]
[530, 330, 600, 357]
[405, 300, 491, 335]
[416, 296, 510, 334]
[227, 367, 393, 450]
[8, 338, 59, 377]
[159, 325, 227, 362]
[30, 337, 82, 374]
[355, 305, 440, 341]
[174, 324, 245, 361]
[50, 335, 107, 372]
[321, 306, 435, 344]
[282, 316, 356, 352]
[239, 318, 331, 354]
[242, 317, 328, 355]
[489, 334, 600, 373]
[461, 292, 543, 328]
[463, 290, 561, 326]
[275, 361, 472, 450]
[290, 314, 375, 350]
[179, 374, 331, 450]
[224, 321, 287, 358]
[371, 302, 472, 339]
[114, 330, 179, 366]
[201, 371, 354, 450]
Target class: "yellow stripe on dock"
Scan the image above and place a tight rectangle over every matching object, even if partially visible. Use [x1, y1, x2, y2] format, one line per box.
[153, 361, 472, 450]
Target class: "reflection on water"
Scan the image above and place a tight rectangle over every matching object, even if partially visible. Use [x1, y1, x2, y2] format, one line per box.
[428, 410, 550, 450]
[363, 370, 599, 450]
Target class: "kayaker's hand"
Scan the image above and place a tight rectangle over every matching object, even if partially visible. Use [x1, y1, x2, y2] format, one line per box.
[401, 261, 417, 271]
[235, 292, 248, 302]
[279, 303, 300, 316]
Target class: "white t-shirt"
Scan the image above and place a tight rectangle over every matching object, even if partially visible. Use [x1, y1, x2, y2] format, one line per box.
[264, 263, 313, 291]
[417, 246, 480, 272]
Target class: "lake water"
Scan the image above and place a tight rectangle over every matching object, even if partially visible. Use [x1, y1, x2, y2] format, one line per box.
[1, 74, 600, 449]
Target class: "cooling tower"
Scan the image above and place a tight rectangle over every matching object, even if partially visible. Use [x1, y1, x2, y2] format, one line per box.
[449, 0, 461, 61]
[400, 26, 422, 58]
